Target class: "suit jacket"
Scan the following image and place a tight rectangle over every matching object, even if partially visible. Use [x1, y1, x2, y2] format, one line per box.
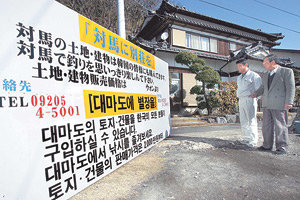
[256, 66, 295, 110]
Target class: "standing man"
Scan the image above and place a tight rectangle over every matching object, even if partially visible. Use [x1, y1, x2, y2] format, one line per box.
[236, 58, 262, 147]
[251, 54, 295, 154]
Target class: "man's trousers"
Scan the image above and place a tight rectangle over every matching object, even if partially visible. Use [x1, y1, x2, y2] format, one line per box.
[239, 97, 258, 146]
[262, 109, 288, 150]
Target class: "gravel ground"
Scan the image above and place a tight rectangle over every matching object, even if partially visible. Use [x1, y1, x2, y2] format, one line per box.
[71, 123, 300, 200]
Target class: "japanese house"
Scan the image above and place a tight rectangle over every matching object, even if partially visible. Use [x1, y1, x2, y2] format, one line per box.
[130, 0, 286, 114]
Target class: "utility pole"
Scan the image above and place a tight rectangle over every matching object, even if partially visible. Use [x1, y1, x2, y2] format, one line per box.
[117, 0, 126, 38]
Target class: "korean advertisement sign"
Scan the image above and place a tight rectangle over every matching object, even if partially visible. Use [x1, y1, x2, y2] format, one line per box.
[0, 0, 170, 199]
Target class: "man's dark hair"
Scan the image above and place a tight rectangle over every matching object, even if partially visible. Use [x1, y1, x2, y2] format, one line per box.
[265, 54, 280, 64]
[236, 58, 248, 64]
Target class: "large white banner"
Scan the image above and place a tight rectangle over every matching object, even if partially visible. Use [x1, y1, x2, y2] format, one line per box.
[0, 1, 170, 199]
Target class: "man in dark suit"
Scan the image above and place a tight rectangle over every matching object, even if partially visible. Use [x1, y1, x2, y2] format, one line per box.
[251, 54, 295, 154]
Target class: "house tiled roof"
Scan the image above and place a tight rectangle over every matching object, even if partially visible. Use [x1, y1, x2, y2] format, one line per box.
[229, 42, 269, 61]
[272, 48, 300, 53]
[168, 13, 280, 46]
[136, 0, 283, 47]
[131, 0, 291, 70]
[228, 42, 300, 69]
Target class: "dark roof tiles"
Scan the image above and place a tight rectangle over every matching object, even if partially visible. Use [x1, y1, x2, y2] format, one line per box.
[137, 0, 283, 46]
[159, 0, 283, 40]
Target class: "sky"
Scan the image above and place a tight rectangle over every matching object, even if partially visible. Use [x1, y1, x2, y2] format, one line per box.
[172, 0, 300, 50]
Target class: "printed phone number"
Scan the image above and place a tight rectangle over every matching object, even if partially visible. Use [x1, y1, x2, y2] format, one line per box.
[31, 95, 79, 118]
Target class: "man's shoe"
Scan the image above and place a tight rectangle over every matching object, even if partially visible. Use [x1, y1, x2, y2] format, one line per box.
[236, 140, 249, 145]
[257, 146, 271, 151]
[274, 149, 287, 155]
[247, 143, 257, 148]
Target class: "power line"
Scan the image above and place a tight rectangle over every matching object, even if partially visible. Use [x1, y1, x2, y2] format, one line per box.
[192, 0, 300, 34]
[253, 0, 300, 18]
[132, 0, 165, 19]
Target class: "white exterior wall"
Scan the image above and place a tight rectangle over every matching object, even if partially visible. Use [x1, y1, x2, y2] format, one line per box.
[226, 60, 266, 74]
[156, 51, 189, 69]
[155, 51, 227, 70]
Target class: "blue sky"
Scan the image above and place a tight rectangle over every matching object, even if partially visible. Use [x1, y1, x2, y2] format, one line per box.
[173, 0, 300, 50]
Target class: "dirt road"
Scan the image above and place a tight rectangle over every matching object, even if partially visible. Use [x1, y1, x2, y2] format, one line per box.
[71, 124, 300, 200]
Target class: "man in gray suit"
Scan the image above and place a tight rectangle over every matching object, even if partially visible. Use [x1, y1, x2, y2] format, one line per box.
[250, 54, 295, 154]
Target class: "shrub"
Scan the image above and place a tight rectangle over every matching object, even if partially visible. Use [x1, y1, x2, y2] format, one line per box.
[216, 81, 238, 115]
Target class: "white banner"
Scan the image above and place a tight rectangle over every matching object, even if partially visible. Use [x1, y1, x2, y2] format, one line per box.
[0, 1, 170, 199]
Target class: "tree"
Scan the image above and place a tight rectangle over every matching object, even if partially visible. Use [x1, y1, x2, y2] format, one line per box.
[57, 0, 119, 33]
[293, 69, 300, 86]
[294, 87, 300, 107]
[175, 51, 221, 115]
[56, 0, 179, 37]
[288, 69, 300, 133]
[289, 108, 300, 133]
[289, 87, 300, 133]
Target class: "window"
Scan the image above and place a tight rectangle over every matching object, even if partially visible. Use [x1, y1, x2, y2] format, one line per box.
[210, 38, 218, 53]
[185, 32, 218, 53]
[229, 42, 237, 51]
[186, 33, 191, 48]
[171, 72, 180, 79]
[191, 34, 200, 49]
[170, 72, 181, 98]
[200, 37, 209, 51]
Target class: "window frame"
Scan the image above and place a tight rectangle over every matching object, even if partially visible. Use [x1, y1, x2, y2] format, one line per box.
[186, 33, 191, 48]
[185, 32, 218, 53]
[229, 42, 237, 51]
[210, 38, 218, 53]
[170, 72, 181, 98]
